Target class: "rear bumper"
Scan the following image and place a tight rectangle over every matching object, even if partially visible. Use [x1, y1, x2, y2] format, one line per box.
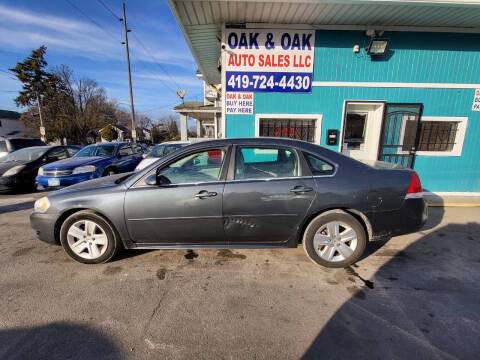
[30, 212, 59, 245]
[36, 173, 96, 190]
[370, 198, 428, 239]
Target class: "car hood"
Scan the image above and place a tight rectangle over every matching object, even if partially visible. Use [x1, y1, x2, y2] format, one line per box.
[135, 157, 158, 171]
[53, 172, 130, 195]
[42, 156, 112, 170]
[0, 160, 28, 175]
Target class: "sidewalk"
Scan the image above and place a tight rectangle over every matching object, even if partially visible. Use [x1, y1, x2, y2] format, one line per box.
[424, 192, 480, 207]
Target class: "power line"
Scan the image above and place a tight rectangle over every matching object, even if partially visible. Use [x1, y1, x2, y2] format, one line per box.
[64, 0, 119, 42]
[96, 0, 121, 20]
[130, 32, 183, 90]
[94, 1, 179, 96]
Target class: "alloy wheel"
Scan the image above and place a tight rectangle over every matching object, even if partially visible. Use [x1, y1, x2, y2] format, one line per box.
[313, 221, 358, 262]
[66, 220, 108, 260]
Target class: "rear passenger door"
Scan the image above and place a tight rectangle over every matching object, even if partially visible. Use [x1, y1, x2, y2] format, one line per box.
[222, 145, 316, 245]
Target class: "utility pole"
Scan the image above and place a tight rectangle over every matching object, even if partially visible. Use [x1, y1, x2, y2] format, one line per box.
[36, 91, 45, 142]
[121, 2, 136, 142]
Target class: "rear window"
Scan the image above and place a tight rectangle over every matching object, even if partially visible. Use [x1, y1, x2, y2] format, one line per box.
[0, 141, 7, 152]
[9, 138, 45, 151]
[303, 153, 335, 175]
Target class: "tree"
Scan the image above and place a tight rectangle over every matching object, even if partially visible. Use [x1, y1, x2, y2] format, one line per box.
[9, 45, 51, 138]
[101, 125, 118, 142]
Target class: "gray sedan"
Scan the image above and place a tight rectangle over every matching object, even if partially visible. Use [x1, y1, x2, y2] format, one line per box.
[30, 138, 427, 268]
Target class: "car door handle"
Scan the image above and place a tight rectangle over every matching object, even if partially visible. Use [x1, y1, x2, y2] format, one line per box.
[194, 191, 217, 199]
[290, 186, 313, 194]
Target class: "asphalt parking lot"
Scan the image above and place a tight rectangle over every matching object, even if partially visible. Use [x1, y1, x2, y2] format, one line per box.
[0, 192, 479, 360]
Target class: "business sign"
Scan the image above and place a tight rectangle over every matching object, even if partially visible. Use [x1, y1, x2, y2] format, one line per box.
[472, 89, 480, 111]
[226, 92, 254, 115]
[225, 29, 315, 93]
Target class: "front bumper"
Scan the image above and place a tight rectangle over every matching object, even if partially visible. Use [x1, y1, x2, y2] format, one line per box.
[30, 212, 60, 245]
[36, 173, 96, 190]
[0, 175, 29, 191]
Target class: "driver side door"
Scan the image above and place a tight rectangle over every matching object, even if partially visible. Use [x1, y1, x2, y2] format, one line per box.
[124, 147, 229, 245]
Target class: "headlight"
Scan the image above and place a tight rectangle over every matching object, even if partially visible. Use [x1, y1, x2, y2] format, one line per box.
[38, 167, 44, 176]
[2, 165, 25, 177]
[34, 197, 50, 213]
[72, 165, 96, 174]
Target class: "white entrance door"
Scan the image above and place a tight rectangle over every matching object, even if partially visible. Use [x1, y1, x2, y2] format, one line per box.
[341, 102, 385, 161]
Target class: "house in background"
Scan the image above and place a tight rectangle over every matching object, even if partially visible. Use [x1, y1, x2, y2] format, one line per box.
[99, 124, 131, 142]
[0, 110, 36, 138]
[98, 124, 151, 143]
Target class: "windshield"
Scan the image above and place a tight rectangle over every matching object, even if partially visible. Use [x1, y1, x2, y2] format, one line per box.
[147, 143, 185, 158]
[74, 144, 117, 157]
[7, 147, 49, 162]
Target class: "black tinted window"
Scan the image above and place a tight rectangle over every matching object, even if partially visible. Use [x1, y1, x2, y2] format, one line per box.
[66, 147, 80, 156]
[9, 139, 45, 150]
[304, 153, 334, 175]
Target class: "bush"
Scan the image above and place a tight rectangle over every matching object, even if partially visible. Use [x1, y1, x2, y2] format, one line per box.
[101, 125, 118, 142]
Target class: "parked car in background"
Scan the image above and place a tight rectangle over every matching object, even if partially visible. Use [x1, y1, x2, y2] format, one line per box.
[0, 145, 80, 192]
[0, 137, 46, 159]
[36, 142, 144, 190]
[30, 138, 427, 266]
[135, 141, 190, 171]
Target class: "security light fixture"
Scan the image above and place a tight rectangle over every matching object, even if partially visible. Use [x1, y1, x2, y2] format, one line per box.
[367, 38, 390, 56]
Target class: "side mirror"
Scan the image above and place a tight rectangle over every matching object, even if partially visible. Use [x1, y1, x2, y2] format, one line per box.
[142, 153, 147, 158]
[145, 174, 171, 187]
[145, 174, 157, 186]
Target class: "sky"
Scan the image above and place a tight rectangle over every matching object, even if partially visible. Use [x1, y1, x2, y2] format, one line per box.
[0, 0, 203, 120]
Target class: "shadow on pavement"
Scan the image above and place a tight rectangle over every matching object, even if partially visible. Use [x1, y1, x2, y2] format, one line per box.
[302, 220, 480, 360]
[0, 321, 122, 360]
[0, 201, 35, 214]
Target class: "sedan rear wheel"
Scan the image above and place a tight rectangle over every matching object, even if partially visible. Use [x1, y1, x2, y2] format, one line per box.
[60, 211, 119, 264]
[303, 210, 366, 268]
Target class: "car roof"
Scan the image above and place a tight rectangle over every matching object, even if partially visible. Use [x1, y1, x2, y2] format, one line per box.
[13, 145, 53, 150]
[156, 141, 189, 146]
[88, 142, 127, 146]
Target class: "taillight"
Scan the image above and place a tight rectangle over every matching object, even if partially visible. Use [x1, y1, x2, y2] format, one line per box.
[407, 171, 422, 194]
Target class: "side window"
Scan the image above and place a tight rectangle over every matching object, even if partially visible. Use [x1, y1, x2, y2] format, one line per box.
[133, 144, 143, 154]
[119, 145, 134, 156]
[164, 144, 182, 156]
[303, 153, 334, 175]
[157, 149, 225, 184]
[66, 147, 80, 156]
[235, 147, 298, 180]
[48, 148, 68, 161]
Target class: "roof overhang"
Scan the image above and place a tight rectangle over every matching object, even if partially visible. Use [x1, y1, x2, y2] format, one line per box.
[168, 0, 480, 84]
[173, 101, 221, 121]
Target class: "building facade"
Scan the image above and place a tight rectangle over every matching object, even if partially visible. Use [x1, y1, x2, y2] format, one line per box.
[168, 0, 480, 193]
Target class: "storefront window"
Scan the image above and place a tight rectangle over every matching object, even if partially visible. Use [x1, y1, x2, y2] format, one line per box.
[259, 119, 316, 142]
[403, 120, 458, 152]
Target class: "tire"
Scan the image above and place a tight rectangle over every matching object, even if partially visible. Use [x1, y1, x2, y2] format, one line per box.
[60, 210, 120, 264]
[303, 210, 366, 268]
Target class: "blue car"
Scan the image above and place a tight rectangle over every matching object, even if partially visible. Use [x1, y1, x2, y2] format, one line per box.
[36, 142, 144, 190]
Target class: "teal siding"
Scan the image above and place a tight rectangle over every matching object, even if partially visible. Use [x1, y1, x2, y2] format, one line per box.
[313, 31, 480, 83]
[225, 30, 480, 192]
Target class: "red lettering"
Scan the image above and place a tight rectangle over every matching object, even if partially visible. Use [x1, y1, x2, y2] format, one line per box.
[258, 54, 264, 67]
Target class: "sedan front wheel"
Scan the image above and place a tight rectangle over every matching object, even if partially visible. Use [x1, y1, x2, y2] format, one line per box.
[303, 210, 366, 268]
[60, 211, 119, 264]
